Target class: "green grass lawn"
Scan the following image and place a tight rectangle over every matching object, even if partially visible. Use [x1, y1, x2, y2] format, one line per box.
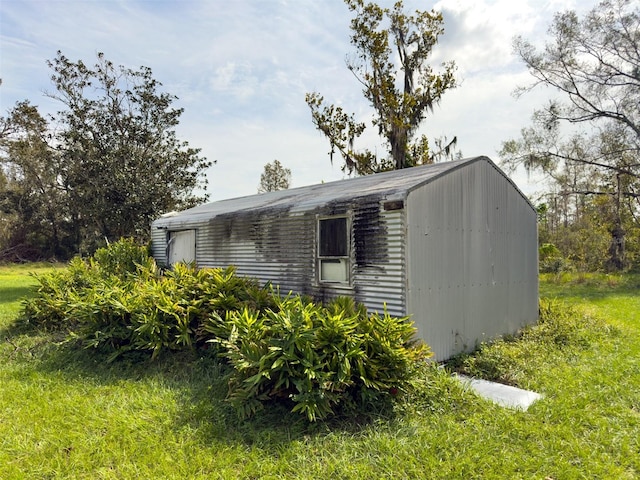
[1, 266, 638, 479]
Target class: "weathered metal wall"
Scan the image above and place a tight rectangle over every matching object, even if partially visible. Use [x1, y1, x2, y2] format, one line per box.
[151, 199, 407, 317]
[150, 227, 167, 264]
[352, 207, 406, 317]
[151, 157, 538, 360]
[406, 160, 538, 360]
[198, 210, 316, 295]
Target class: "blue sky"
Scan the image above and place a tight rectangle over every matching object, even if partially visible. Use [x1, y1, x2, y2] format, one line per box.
[1, 0, 599, 202]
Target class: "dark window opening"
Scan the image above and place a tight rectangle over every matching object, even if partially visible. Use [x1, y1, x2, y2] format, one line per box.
[319, 217, 347, 256]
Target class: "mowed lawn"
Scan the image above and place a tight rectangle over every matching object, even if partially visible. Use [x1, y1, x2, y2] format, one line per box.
[0, 265, 638, 479]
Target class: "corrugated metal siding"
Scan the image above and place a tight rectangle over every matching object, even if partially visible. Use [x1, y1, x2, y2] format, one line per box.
[151, 156, 537, 360]
[150, 227, 167, 265]
[152, 199, 406, 317]
[352, 208, 406, 317]
[406, 160, 538, 360]
[196, 211, 316, 295]
[151, 219, 203, 267]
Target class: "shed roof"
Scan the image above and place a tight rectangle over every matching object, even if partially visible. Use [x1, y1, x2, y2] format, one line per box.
[153, 156, 530, 226]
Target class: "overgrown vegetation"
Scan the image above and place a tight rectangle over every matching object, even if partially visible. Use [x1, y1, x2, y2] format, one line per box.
[215, 296, 426, 421]
[2, 262, 639, 477]
[502, 0, 640, 272]
[20, 239, 429, 421]
[450, 298, 618, 386]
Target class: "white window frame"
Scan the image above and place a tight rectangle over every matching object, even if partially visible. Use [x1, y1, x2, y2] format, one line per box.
[317, 215, 350, 284]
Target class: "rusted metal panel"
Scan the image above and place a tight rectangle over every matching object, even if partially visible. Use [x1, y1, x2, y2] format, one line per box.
[406, 160, 538, 360]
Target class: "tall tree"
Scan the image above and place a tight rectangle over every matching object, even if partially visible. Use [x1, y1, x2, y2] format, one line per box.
[306, 0, 457, 175]
[46, 51, 212, 251]
[0, 52, 212, 258]
[258, 159, 291, 193]
[501, 0, 640, 270]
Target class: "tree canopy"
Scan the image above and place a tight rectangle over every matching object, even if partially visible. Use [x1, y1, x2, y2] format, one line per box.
[306, 0, 457, 175]
[258, 159, 291, 193]
[501, 0, 640, 271]
[0, 51, 212, 260]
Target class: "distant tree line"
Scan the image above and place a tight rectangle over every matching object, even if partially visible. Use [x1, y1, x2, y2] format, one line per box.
[0, 52, 212, 261]
[307, 0, 640, 271]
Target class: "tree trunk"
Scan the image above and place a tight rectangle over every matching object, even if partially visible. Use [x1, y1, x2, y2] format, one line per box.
[606, 223, 626, 271]
[605, 175, 626, 271]
[391, 124, 408, 170]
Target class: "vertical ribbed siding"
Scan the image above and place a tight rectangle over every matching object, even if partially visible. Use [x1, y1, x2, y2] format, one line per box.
[406, 160, 538, 360]
[352, 208, 406, 317]
[196, 212, 316, 295]
[150, 226, 167, 265]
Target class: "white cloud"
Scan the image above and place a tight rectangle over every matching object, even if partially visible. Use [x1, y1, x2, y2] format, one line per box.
[209, 61, 258, 101]
[434, 0, 538, 73]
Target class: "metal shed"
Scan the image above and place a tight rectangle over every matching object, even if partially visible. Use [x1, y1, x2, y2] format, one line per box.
[151, 156, 538, 360]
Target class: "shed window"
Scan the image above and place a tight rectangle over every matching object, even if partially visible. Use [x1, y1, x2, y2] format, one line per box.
[319, 217, 348, 256]
[318, 216, 349, 283]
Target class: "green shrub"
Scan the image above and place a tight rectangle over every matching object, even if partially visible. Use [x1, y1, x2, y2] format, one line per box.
[22, 241, 278, 359]
[21, 239, 431, 421]
[214, 296, 430, 421]
[69, 279, 138, 357]
[22, 239, 153, 333]
[129, 264, 276, 358]
[539, 243, 572, 273]
[22, 257, 100, 330]
[91, 238, 154, 278]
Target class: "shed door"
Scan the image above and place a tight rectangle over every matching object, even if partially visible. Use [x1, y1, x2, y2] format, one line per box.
[168, 230, 196, 265]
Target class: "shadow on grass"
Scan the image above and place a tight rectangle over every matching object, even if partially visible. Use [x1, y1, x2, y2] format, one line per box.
[3, 321, 396, 451]
[0, 285, 35, 305]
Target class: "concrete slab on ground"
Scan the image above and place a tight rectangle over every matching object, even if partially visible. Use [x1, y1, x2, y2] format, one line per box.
[457, 375, 543, 410]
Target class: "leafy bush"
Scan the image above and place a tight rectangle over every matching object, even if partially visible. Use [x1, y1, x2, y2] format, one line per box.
[21, 238, 430, 420]
[213, 295, 430, 421]
[23, 239, 155, 332]
[24, 243, 273, 359]
[91, 238, 155, 278]
[21, 256, 102, 330]
[539, 243, 572, 273]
